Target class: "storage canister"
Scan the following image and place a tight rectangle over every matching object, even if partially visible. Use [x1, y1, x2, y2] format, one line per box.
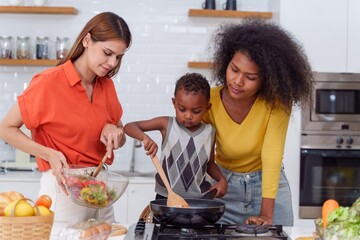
[16, 36, 30, 59]
[56, 37, 70, 59]
[0, 36, 13, 59]
[36, 36, 49, 59]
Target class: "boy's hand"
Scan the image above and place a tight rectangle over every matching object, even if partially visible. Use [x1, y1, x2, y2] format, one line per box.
[210, 177, 228, 198]
[142, 136, 158, 158]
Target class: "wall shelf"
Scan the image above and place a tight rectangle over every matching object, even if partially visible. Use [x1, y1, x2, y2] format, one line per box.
[188, 9, 272, 19]
[187, 61, 213, 69]
[0, 59, 60, 66]
[0, 6, 78, 15]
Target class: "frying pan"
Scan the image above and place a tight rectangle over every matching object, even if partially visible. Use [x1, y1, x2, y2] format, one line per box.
[150, 198, 225, 227]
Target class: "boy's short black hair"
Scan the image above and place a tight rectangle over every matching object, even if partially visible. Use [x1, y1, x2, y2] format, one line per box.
[174, 73, 210, 101]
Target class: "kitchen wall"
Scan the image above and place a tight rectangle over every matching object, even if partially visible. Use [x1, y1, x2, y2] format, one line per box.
[0, 0, 276, 170]
[0, 0, 316, 226]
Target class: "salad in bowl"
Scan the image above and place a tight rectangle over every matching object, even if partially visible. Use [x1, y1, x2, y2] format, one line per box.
[63, 165, 129, 209]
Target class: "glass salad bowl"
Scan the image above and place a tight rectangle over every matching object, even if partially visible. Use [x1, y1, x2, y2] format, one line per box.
[62, 165, 129, 209]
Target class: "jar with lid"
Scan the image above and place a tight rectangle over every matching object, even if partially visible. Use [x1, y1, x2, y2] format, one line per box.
[36, 36, 49, 59]
[0, 36, 13, 59]
[56, 37, 70, 59]
[16, 36, 30, 59]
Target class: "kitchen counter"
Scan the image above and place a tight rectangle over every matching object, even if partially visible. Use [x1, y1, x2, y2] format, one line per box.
[1, 171, 317, 239]
[50, 222, 130, 240]
[284, 226, 317, 239]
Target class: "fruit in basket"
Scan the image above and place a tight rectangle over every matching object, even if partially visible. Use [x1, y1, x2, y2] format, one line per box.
[0, 191, 25, 216]
[322, 199, 339, 227]
[35, 194, 52, 209]
[4, 199, 34, 217]
[36, 205, 52, 216]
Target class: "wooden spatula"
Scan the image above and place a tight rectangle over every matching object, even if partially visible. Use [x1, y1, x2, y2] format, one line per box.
[92, 153, 108, 178]
[151, 155, 189, 208]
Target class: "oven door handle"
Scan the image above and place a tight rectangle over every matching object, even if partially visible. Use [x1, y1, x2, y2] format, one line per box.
[301, 149, 360, 158]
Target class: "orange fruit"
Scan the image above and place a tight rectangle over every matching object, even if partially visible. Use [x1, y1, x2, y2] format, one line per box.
[322, 199, 339, 227]
[35, 195, 52, 209]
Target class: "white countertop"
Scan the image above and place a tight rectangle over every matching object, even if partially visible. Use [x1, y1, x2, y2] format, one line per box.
[284, 226, 317, 239]
[51, 222, 129, 240]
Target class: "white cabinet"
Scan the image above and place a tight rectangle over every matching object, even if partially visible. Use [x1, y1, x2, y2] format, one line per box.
[113, 178, 155, 224]
[280, 0, 360, 73]
[0, 171, 41, 201]
[347, 0, 360, 72]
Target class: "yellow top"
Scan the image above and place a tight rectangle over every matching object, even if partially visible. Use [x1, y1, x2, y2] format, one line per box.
[203, 86, 290, 198]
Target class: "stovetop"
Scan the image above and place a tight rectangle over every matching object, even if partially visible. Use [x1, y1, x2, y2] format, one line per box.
[124, 221, 289, 239]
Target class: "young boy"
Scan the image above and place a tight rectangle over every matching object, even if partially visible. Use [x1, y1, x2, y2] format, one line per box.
[124, 73, 227, 199]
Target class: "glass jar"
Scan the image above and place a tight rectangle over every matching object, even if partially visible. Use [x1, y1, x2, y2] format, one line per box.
[36, 36, 49, 59]
[16, 36, 30, 59]
[56, 37, 70, 59]
[0, 36, 13, 59]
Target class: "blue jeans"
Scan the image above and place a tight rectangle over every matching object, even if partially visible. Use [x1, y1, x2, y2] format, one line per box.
[214, 165, 294, 226]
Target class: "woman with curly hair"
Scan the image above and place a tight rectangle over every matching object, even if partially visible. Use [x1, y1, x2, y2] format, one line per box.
[203, 18, 313, 226]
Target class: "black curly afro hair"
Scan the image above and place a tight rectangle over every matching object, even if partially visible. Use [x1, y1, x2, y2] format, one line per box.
[210, 18, 314, 113]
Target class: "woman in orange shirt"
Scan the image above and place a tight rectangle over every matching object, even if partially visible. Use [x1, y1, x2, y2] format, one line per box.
[0, 12, 131, 222]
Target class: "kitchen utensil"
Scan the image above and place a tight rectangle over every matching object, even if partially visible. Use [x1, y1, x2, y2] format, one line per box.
[150, 198, 225, 226]
[92, 153, 108, 177]
[151, 156, 189, 208]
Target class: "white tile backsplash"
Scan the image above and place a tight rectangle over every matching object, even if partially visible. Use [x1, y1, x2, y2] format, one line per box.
[0, 0, 272, 171]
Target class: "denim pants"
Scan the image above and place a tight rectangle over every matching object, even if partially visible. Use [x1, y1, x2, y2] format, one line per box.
[215, 165, 294, 226]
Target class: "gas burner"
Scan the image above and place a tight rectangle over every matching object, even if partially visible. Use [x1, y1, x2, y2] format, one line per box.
[124, 223, 289, 239]
[180, 227, 198, 234]
[235, 224, 269, 234]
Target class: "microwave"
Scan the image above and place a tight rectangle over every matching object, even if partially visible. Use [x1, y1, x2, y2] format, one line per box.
[302, 72, 360, 133]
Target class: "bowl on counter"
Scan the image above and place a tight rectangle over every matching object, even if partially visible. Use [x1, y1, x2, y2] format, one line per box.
[62, 165, 129, 209]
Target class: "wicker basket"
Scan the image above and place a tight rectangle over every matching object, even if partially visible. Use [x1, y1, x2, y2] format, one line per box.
[0, 199, 54, 240]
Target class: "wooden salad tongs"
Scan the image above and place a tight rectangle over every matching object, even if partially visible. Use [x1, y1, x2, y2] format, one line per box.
[151, 155, 189, 208]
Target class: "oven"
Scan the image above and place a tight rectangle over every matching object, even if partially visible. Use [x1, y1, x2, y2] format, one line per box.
[299, 72, 360, 219]
[299, 133, 360, 219]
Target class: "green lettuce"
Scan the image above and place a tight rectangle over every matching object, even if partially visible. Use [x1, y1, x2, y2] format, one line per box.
[324, 197, 360, 240]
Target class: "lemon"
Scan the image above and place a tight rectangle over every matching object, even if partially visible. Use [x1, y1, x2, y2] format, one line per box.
[35, 205, 52, 216]
[4, 199, 34, 217]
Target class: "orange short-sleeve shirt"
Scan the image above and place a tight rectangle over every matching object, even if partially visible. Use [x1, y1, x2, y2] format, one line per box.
[18, 60, 123, 171]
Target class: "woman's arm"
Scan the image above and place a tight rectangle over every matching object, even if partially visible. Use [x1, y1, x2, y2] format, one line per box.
[0, 103, 69, 193]
[247, 109, 290, 225]
[245, 197, 275, 224]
